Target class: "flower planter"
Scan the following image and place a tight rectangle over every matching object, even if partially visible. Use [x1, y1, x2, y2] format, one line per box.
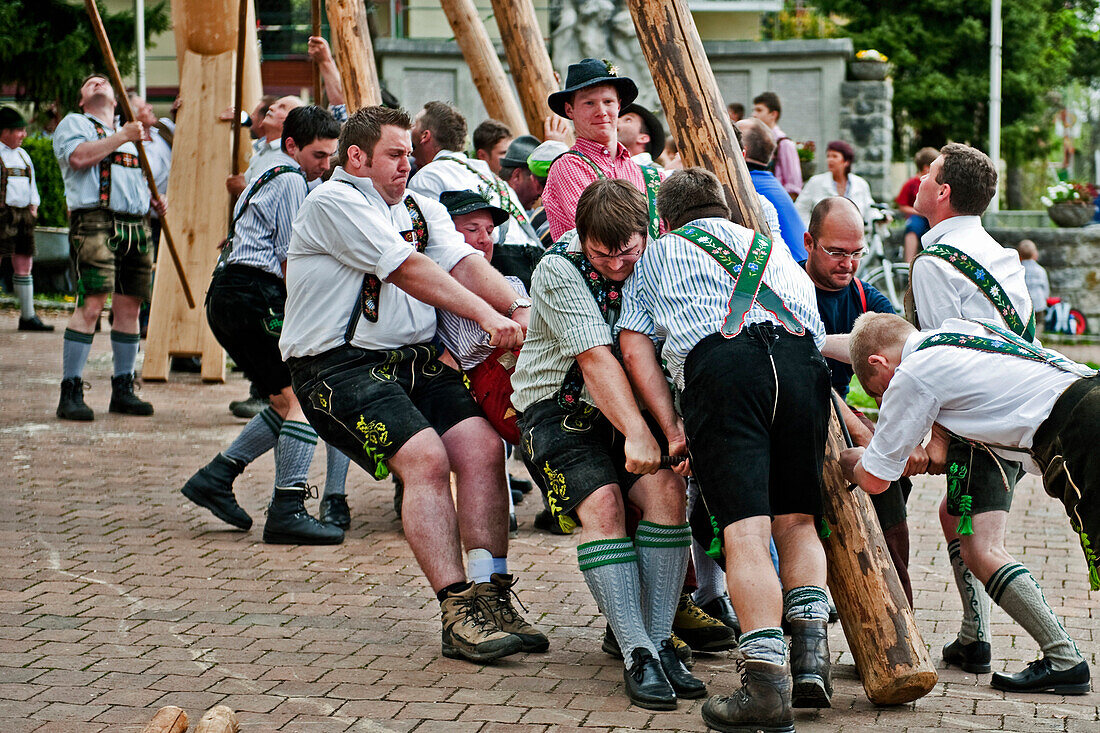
[1047, 202, 1093, 228]
[800, 159, 816, 181]
[850, 60, 889, 81]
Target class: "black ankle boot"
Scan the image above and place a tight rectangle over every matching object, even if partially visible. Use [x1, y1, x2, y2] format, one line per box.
[57, 378, 94, 421]
[657, 638, 707, 698]
[181, 454, 251, 530]
[109, 373, 153, 415]
[790, 618, 832, 708]
[263, 485, 345, 545]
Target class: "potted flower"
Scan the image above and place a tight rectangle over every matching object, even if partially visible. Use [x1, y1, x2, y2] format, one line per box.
[1042, 182, 1096, 228]
[851, 49, 890, 81]
[797, 140, 816, 180]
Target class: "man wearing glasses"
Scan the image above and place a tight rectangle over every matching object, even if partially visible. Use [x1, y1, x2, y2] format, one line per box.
[803, 197, 915, 606]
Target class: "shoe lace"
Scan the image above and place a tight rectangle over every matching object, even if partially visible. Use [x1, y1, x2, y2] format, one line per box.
[491, 582, 528, 623]
[679, 594, 715, 623]
[456, 593, 500, 633]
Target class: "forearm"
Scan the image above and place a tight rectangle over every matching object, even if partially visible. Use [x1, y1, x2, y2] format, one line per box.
[387, 252, 496, 323]
[69, 135, 127, 170]
[320, 60, 345, 105]
[854, 459, 891, 494]
[820, 334, 849, 362]
[620, 330, 679, 435]
[449, 253, 520, 314]
[577, 346, 651, 439]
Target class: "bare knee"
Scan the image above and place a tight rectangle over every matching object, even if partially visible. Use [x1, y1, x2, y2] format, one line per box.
[393, 433, 451, 490]
[575, 486, 626, 537]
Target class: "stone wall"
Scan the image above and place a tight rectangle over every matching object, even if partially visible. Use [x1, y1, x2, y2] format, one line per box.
[987, 227, 1100, 329]
[838, 80, 894, 201]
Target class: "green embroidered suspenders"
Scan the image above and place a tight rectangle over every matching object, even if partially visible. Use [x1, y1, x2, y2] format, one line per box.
[916, 243, 1037, 342]
[673, 224, 806, 338]
[86, 116, 141, 209]
[560, 150, 662, 240]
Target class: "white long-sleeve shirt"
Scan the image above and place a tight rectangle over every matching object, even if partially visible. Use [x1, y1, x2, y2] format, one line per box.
[0, 141, 39, 208]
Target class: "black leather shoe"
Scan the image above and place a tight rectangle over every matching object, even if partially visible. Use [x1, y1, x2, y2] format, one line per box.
[699, 594, 741, 637]
[991, 658, 1090, 695]
[109, 373, 153, 415]
[263, 485, 345, 545]
[790, 619, 832, 708]
[181, 453, 251, 530]
[510, 477, 533, 494]
[229, 395, 269, 419]
[603, 625, 692, 666]
[942, 638, 992, 674]
[318, 494, 351, 530]
[657, 638, 706, 698]
[18, 315, 54, 331]
[533, 508, 573, 535]
[624, 647, 677, 710]
[57, 378, 94, 421]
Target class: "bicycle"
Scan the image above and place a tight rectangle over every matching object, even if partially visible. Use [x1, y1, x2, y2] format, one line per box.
[858, 203, 909, 311]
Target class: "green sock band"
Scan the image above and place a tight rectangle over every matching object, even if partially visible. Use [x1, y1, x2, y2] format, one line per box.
[577, 538, 637, 571]
[64, 328, 94, 345]
[633, 521, 691, 548]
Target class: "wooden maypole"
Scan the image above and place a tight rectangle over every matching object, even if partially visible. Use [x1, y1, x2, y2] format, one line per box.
[439, 0, 529, 136]
[625, 0, 937, 705]
[489, 0, 558, 139]
[325, 0, 382, 110]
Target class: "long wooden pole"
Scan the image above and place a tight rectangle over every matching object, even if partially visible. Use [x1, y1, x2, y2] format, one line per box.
[325, 0, 382, 111]
[83, 0, 195, 308]
[625, 0, 767, 235]
[311, 0, 323, 104]
[230, 0, 247, 180]
[489, 0, 557, 139]
[439, 0, 528, 136]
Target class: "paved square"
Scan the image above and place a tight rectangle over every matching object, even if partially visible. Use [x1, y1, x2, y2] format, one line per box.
[1, 311, 1096, 731]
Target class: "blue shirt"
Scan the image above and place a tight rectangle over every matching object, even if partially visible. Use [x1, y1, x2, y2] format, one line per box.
[815, 278, 894, 395]
[53, 112, 150, 215]
[750, 167, 807, 261]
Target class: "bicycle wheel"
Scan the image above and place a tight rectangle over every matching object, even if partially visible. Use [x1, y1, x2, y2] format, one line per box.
[1069, 309, 1089, 335]
[862, 262, 910, 312]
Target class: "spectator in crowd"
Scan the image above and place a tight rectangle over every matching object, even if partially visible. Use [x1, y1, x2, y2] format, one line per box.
[472, 119, 513, 176]
[736, 117, 806, 260]
[795, 140, 875, 226]
[618, 103, 665, 169]
[727, 102, 744, 123]
[896, 147, 938, 262]
[1018, 239, 1050, 324]
[751, 91, 801, 198]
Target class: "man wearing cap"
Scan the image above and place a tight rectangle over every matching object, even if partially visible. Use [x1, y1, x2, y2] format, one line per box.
[408, 102, 542, 250]
[0, 107, 51, 331]
[52, 74, 167, 421]
[493, 135, 547, 287]
[527, 139, 570, 248]
[618, 103, 665, 170]
[542, 58, 660, 243]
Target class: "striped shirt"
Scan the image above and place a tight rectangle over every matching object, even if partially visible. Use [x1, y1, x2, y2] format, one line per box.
[226, 151, 308, 277]
[542, 137, 645, 241]
[618, 217, 826, 390]
[511, 232, 617, 412]
[438, 276, 527, 371]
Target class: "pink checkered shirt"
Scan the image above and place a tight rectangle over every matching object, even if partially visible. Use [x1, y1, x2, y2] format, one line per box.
[542, 137, 645, 241]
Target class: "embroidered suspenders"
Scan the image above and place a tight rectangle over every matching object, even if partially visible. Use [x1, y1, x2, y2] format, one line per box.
[86, 116, 141, 208]
[560, 150, 662, 240]
[339, 186, 429, 342]
[221, 164, 304, 256]
[545, 238, 622, 411]
[0, 150, 31, 206]
[915, 319, 1096, 378]
[673, 224, 806, 338]
[915, 243, 1037, 342]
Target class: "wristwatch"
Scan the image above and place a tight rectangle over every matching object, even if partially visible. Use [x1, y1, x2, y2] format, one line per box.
[507, 297, 532, 317]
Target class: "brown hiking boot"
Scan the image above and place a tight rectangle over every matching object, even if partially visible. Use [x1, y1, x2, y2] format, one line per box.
[790, 618, 832, 708]
[440, 583, 524, 663]
[701, 659, 794, 733]
[476, 573, 549, 653]
[673, 591, 737, 652]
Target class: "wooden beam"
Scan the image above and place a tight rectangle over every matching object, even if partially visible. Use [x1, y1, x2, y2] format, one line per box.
[311, 0, 323, 104]
[624, 0, 768, 235]
[439, 0, 529, 136]
[140, 705, 189, 733]
[489, 0, 558, 140]
[325, 0, 382, 111]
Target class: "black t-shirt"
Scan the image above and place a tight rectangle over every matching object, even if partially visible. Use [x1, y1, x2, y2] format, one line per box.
[815, 278, 894, 395]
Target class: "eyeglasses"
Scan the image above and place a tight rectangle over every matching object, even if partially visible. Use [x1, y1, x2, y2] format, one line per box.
[588, 246, 643, 263]
[820, 247, 867, 261]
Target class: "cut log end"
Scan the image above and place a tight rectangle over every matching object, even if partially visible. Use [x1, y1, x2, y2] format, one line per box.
[193, 704, 240, 733]
[866, 670, 940, 706]
[140, 705, 189, 733]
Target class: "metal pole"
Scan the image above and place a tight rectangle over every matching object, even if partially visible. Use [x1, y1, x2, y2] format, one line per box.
[988, 0, 1002, 212]
[135, 0, 146, 98]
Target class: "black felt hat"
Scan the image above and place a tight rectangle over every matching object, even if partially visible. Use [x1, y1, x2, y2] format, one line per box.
[620, 103, 665, 157]
[500, 134, 540, 170]
[548, 58, 639, 118]
[0, 107, 28, 130]
[440, 190, 509, 226]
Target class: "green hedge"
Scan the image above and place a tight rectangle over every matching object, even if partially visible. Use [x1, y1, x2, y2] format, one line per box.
[22, 135, 67, 228]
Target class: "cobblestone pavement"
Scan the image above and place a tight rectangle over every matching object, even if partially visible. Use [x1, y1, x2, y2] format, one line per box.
[1, 310, 1097, 732]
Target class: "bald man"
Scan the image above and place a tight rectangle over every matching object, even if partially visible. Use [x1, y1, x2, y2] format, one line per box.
[227, 95, 304, 197]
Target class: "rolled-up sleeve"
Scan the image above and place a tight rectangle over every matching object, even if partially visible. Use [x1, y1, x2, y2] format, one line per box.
[861, 371, 939, 482]
[534, 256, 613, 358]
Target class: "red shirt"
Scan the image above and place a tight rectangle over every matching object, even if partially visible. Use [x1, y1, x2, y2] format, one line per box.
[542, 137, 645, 241]
[895, 175, 921, 208]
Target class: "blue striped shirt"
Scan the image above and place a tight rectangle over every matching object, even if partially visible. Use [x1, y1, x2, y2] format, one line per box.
[226, 152, 308, 277]
[618, 217, 825, 389]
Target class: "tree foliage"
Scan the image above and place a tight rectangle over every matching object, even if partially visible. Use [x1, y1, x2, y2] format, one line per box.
[0, 0, 170, 112]
[808, 0, 1100, 164]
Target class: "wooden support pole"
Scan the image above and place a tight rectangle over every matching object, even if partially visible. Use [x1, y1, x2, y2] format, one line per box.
[230, 0, 248, 190]
[624, 0, 768, 235]
[821, 403, 938, 704]
[439, 0, 529, 136]
[140, 705, 189, 733]
[489, 0, 558, 139]
[83, 0, 196, 308]
[192, 705, 240, 733]
[311, 0, 323, 104]
[325, 0, 382, 111]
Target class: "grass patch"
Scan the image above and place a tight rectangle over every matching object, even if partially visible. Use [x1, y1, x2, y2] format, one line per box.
[846, 375, 877, 410]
